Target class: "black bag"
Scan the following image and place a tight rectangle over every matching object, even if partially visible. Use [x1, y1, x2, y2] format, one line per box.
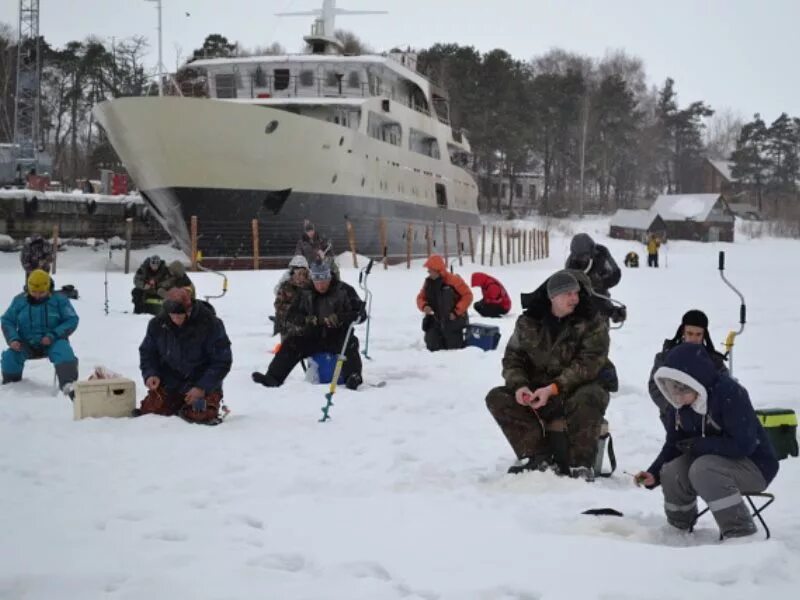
[756, 409, 798, 460]
[57, 285, 79, 300]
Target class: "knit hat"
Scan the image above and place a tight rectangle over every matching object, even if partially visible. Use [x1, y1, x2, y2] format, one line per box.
[570, 233, 595, 258]
[682, 309, 709, 329]
[164, 287, 192, 313]
[289, 255, 309, 269]
[546, 270, 580, 299]
[27, 269, 51, 293]
[168, 260, 186, 276]
[310, 260, 331, 281]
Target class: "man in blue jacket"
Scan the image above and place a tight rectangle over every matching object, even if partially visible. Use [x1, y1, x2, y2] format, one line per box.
[137, 287, 232, 424]
[1, 269, 79, 394]
[635, 344, 779, 539]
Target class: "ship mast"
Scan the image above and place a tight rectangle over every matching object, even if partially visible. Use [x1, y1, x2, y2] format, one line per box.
[276, 0, 387, 54]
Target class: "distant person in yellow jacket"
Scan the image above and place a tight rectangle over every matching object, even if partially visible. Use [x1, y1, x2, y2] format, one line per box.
[646, 234, 661, 268]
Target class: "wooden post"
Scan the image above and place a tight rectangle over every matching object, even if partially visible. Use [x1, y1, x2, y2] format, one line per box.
[489, 226, 496, 266]
[468, 226, 475, 263]
[517, 228, 522, 263]
[406, 223, 413, 269]
[345, 218, 359, 267]
[251, 218, 260, 270]
[51, 224, 59, 275]
[425, 225, 432, 257]
[499, 228, 505, 266]
[379, 217, 388, 269]
[124, 218, 133, 274]
[481, 225, 486, 266]
[442, 221, 449, 262]
[190, 215, 198, 271]
[505, 228, 510, 264]
[455, 224, 463, 267]
[522, 228, 526, 262]
[545, 230, 550, 258]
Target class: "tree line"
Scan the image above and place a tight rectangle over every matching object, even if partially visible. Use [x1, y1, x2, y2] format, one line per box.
[1, 27, 797, 222]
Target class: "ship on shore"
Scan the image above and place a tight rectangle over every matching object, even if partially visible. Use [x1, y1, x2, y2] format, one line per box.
[94, 0, 480, 263]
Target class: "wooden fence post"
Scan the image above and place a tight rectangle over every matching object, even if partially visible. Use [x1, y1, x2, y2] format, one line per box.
[545, 230, 550, 258]
[517, 228, 522, 262]
[425, 225, 432, 257]
[489, 226, 496, 266]
[468, 226, 475, 263]
[51, 224, 59, 275]
[190, 215, 198, 271]
[481, 225, 486, 266]
[505, 228, 511, 264]
[251, 218, 260, 270]
[522, 228, 526, 262]
[124, 218, 133, 274]
[345, 218, 359, 267]
[406, 223, 413, 269]
[499, 228, 505, 266]
[379, 217, 388, 269]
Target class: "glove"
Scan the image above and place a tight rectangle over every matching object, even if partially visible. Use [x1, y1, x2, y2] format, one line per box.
[357, 305, 367, 324]
[192, 397, 207, 413]
[323, 314, 340, 328]
[610, 306, 627, 324]
[304, 315, 318, 326]
[675, 438, 696, 455]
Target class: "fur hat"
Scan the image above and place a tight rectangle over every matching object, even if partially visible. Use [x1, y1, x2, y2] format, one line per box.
[682, 309, 709, 329]
[27, 269, 51, 293]
[310, 260, 332, 281]
[289, 255, 309, 269]
[168, 260, 186, 276]
[546, 270, 580, 299]
[570, 233, 595, 258]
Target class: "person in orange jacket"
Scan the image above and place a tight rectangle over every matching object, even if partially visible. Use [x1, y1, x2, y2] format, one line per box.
[416, 254, 473, 351]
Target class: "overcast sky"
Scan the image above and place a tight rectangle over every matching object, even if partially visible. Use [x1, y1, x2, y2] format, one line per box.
[1, 0, 796, 123]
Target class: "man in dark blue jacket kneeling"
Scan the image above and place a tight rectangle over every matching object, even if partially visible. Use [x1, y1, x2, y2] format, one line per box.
[635, 344, 778, 539]
[138, 288, 232, 424]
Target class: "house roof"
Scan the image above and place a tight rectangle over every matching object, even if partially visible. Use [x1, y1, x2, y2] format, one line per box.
[707, 159, 735, 182]
[651, 194, 724, 222]
[609, 209, 662, 230]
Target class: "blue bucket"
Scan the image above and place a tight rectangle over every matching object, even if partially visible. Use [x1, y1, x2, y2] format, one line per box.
[310, 352, 345, 384]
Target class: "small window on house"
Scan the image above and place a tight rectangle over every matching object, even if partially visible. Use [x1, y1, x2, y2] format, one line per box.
[347, 71, 361, 89]
[273, 69, 290, 90]
[253, 66, 267, 87]
[326, 71, 340, 87]
[299, 70, 314, 87]
[515, 183, 522, 198]
[214, 73, 237, 98]
[435, 183, 447, 208]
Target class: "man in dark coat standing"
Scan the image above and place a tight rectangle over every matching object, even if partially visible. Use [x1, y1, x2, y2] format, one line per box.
[565, 233, 624, 323]
[252, 260, 366, 390]
[137, 287, 232, 424]
[20, 233, 54, 275]
[635, 344, 778, 539]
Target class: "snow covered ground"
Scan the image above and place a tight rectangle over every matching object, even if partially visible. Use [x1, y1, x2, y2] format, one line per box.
[1, 219, 799, 600]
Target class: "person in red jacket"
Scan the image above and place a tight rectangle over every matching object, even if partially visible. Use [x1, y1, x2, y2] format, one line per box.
[417, 254, 473, 351]
[470, 272, 511, 317]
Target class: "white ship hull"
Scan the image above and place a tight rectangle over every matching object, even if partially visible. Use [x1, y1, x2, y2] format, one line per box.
[94, 96, 480, 262]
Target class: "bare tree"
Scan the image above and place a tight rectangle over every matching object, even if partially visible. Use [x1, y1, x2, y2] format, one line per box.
[0, 22, 16, 143]
[705, 107, 744, 160]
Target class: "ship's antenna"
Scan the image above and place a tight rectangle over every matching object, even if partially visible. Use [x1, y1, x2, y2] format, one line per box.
[277, 0, 387, 53]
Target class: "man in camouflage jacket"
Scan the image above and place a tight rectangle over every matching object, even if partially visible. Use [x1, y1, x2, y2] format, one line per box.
[486, 269, 617, 480]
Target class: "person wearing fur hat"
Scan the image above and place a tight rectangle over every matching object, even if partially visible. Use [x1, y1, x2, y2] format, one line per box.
[157, 260, 196, 300]
[273, 255, 311, 338]
[486, 270, 617, 481]
[137, 287, 232, 424]
[635, 344, 778, 539]
[252, 259, 366, 390]
[20, 233, 53, 275]
[648, 309, 728, 429]
[132, 255, 171, 315]
[417, 254, 473, 351]
[1, 269, 79, 395]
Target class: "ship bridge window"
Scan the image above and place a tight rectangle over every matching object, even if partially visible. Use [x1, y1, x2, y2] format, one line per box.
[253, 66, 267, 87]
[347, 71, 361, 89]
[274, 69, 290, 91]
[367, 111, 401, 147]
[435, 183, 447, 209]
[326, 71, 341, 87]
[410, 128, 440, 159]
[447, 144, 471, 167]
[300, 70, 315, 87]
[214, 73, 237, 99]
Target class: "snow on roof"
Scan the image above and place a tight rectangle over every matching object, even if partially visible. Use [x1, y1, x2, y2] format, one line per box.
[708, 159, 735, 181]
[0, 189, 142, 205]
[651, 194, 723, 221]
[609, 209, 660, 230]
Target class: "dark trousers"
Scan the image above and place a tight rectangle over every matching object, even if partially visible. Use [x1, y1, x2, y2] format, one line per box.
[486, 384, 609, 468]
[132, 288, 160, 314]
[648, 253, 659, 267]
[474, 300, 508, 318]
[423, 314, 467, 351]
[267, 331, 362, 385]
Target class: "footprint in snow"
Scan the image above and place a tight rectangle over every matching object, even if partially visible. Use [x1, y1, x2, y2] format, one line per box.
[145, 529, 189, 542]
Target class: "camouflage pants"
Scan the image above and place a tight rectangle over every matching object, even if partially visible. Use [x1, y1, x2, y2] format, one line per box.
[139, 386, 222, 424]
[486, 383, 609, 468]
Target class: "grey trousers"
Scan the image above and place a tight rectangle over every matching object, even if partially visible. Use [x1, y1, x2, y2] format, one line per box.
[660, 454, 767, 538]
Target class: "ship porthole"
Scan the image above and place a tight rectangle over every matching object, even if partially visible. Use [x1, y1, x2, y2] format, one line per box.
[331, 174, 338, 184]
[264, 120, 279, 134]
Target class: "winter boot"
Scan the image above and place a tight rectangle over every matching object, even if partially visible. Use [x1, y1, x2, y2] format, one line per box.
[345, 373, 363, 391]
[2, 373, 21, 385]
[55, 360, 79, 400]
[548, 430, 571, 476]
[252, 371, 281, 387]
[508, 453, 552, 474]
[569, 466, 596, 483]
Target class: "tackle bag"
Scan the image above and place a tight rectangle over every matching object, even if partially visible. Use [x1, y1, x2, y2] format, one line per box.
[756, 408, 798, 460]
